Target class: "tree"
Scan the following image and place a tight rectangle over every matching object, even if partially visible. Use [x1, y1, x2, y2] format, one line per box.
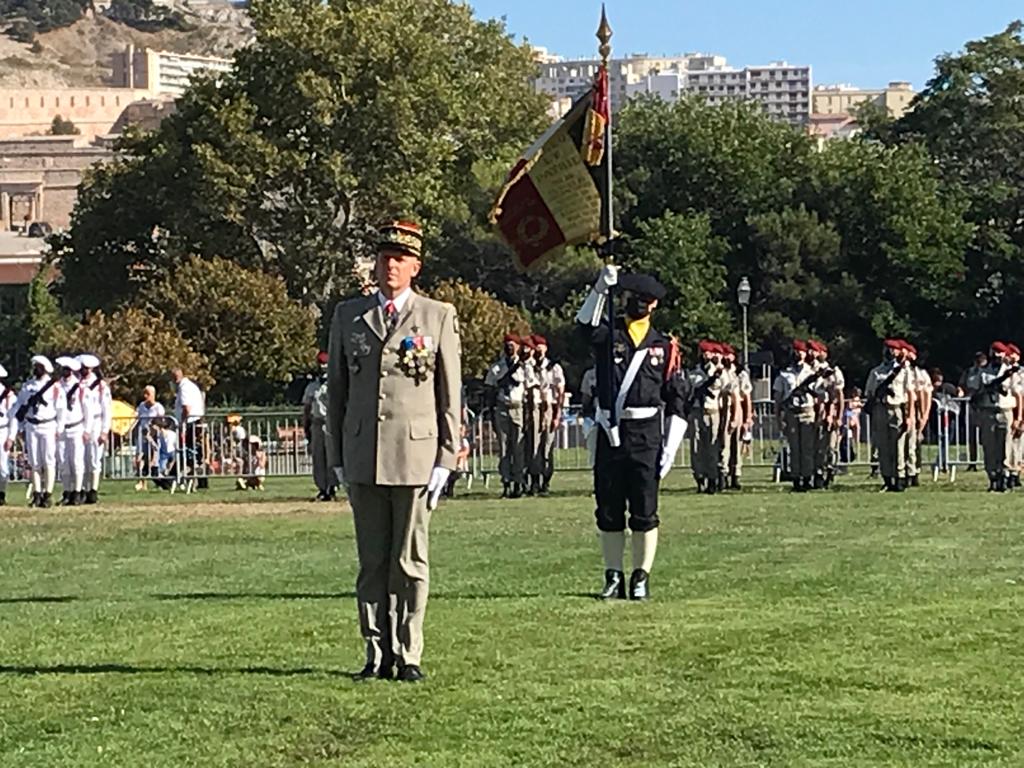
[50, 115, 80, 136]
[24, 271, 72, 350]
[44, 307, 213, 403]
[54, 0, 548, 312]
[882, 21, 1024, 351]
[427, 280, 530, 380]
[138, 255, 316, 403]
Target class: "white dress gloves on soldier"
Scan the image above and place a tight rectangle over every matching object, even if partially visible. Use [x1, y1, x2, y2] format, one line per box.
[575, 265, 619, 326]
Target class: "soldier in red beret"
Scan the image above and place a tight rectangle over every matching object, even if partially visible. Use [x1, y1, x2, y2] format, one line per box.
[808, 340, 843, 488]
[965, 341, 1019, 491]
[864, 339, 915, 491]
[529, 334, 565, 495]
[484, 333, 528, 497]
[687, 341, 728, 493]
[773, 340, 819, 491]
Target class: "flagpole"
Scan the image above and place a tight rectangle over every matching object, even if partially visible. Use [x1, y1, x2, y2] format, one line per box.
[597, 6, 617, 434]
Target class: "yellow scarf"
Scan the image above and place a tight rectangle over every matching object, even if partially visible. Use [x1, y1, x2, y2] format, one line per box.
[627, 316, 650, 348]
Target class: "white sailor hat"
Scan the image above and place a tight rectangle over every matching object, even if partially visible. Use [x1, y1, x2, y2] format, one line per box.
[31, 355, 54, 374]
[78, 353, 101, 369]
[0, 364, 7, 379]
[55, 356, 81, 372]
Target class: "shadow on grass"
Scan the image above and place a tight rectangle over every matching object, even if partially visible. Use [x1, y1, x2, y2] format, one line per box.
[154, 591, 357, 601]
[0, 663, 356, 678]
[0, 596, 78, 604]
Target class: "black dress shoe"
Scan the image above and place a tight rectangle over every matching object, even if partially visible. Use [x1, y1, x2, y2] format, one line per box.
[629, 569, 650, 601]
[355, 663, 394, 681]
[599, 569, 626, 600]
[397, 665, 425, 683]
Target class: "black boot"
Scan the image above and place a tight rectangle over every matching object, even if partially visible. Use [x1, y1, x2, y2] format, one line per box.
[881, 477, 893, 493]
[995, 475, 1008, 493]
[29, 491, 40, 508]
[987, 475, 997, 493]
[0, 491, 5, 506]
[500, 482, 510, 499]
[730, 475, 741, 491]
[628, 569, 650, 601]
[58, 492, 72, 506]
[41, 492, 53, 508]
[85, 490, 98, 505]
[696, 478, 705, 493]
[893, 477, 905, 493]
[792, 479, 804, 493]
[908, 475, 920, 488]
[599, 569, 626, 600]
[813, 473, 824, 490]
[510, 483, 523, 499]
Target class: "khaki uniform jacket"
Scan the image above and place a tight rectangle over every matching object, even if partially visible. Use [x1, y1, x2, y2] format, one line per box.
[326, 291, 461, 487]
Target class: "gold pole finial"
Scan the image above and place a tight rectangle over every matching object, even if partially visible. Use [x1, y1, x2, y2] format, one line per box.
[597, 4, 613, 65]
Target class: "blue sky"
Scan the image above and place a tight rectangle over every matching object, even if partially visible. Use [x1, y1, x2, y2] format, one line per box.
[465, 0, 1022, 89]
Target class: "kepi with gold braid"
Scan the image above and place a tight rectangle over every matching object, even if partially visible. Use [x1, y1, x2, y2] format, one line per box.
[377, 220, 424, 259]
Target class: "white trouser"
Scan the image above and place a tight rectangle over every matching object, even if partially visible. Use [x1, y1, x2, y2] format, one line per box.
[25, 423, 57, 494]
[61, 428, 86, 494]
[84, 427, 106, 492]
[0, 427, 9, 491]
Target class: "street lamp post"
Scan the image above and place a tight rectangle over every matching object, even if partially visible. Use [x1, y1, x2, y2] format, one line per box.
[737, 276, 751, 368]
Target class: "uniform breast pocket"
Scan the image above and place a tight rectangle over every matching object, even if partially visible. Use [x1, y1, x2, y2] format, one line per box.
[410, 417, 438, 441]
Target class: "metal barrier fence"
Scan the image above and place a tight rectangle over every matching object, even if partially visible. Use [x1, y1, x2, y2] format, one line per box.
[469, 397, 988, 484]
[0, 398, 990, 488]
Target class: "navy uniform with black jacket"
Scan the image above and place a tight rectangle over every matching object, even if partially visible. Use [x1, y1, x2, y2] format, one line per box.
[587, 319, 689, 533]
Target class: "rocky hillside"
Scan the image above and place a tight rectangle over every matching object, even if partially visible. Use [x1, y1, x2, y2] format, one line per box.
[0, 3, 252, 88]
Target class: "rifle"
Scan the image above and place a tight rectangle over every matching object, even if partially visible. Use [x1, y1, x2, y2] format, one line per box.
[782, 368, 831, 409]
[15, 376, 59, 421]
[970, 365, 1021, 406]
[864, 363, 904, 411]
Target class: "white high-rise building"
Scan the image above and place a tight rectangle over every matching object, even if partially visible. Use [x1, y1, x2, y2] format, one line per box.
[626, 61, 812, 125]
[534, 52, 728, 114]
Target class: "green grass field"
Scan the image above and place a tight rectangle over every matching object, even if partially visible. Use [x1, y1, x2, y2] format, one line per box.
[0, 470, 1022, 767]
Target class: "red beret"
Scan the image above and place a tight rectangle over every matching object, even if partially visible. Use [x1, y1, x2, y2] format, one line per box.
[991, 341, 1009, 354]
[698, 340, 715, 354]
[503, 333, 520, 344]
[520, 335, 536, 349]
[884, 339, 902, 350]
[1008, 344, 1021, 356]
[316, 350, 328, 365]
[905, 344, 918, 357]
[817, 341, 829, 354]
[721, 344, 736, 356]
[792, 339, 808, 353]
[532, 334, 548, 347]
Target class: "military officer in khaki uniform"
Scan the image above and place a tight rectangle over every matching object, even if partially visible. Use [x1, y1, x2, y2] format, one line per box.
[965, 341, 1017, 492]
[727, 350, 754, 490]
[484, 335, 527, 497]
[903, 344, 931, 487]
[531, 335, 565, 495]
[688, 341, 726, 494]
[520, 335, 543, 495]
[774, 340, 817, 492]
[326, 220, 461, 683]
[809, 340, 843, 488]
[864, 339, 914, 492]
[716, 344, 742, 492]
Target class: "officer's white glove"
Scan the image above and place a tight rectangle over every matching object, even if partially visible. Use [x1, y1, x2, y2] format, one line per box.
[333, 466, 346, 488]
[659, 415, 688, 480]
[576, 265, 619, 327]
[427, 466, 451, 510]
[595, 264, 619, 295]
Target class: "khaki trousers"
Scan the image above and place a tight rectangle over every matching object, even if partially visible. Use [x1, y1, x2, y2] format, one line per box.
[814, 421, 839, 476]
[310, 421, 330, 493]
[495, 406, 524, 484]
[718, 410, 734, 479]
[524, 403, 542, 478]
[980, 409, 1013, 477]
[785, 410, 816, 479]
[872, 404, 907, 480]
[349, 484, 431, 669]
[690, 409, 721, 480]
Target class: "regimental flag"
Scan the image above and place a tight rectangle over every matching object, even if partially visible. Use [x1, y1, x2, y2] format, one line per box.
[490, 66, 611, 273]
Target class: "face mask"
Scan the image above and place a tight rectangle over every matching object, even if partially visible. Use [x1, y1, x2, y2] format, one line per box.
[625, 296, 650, 320]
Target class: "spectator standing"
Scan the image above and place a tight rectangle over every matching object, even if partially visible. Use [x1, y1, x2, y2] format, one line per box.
[173, 367, 207, 489]
[930, 368, 960, 474]
[134, 385, 165, 491]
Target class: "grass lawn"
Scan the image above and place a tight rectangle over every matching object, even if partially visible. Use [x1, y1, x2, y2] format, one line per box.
[0, 470, 1022, 766]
